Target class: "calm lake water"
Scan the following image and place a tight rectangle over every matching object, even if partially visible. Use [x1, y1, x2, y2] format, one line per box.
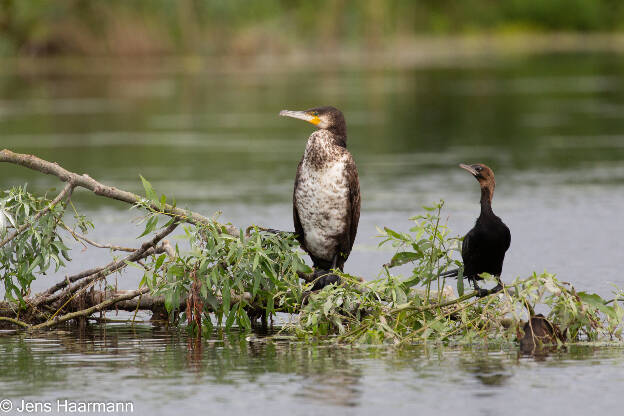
[1, 52, 624, 414]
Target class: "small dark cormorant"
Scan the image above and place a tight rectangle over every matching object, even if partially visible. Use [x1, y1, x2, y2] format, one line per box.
[279, 106, 360, 290]
[446, 163, 511, 297]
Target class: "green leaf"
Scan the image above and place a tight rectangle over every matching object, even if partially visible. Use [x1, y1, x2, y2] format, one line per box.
[154, 253, 166, 270]
[205, 293, 219, 312]
[138, 216, 158, 238]
[222, 282, 231, 314]
[457, 275, 464, 297]
[225, 307, 237, 331]
[323, 297, 334, 316]
[388, 251, 421, 268]
[202, 315, 214, 335]
[578, 292, 616, 318]
[238, 306, 251, 330]
[164, 291, 173, 313]
[252, 271, 261, 297]
[295, 261, 313, 274]
[140, 175, 157, 202]
[252, 253, 260, 271]
[384, 227, 409, 242]
[199, 260, 209, 276]
[26, 255, 42, 274]
[139, 273, 148, 288]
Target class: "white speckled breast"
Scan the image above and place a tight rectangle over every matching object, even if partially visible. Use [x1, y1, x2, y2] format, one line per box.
[295, 131, 350, 262]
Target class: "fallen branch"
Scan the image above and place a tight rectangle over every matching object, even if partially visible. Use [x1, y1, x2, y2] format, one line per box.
[31, 287, 152, 330]
[0, 285, 260, 330]
[0, 149, 238, 235]
[0, 316, 31, 329]
[37, 222, 178, 308]
[1, 149, 310, 330]
[391, 290, 479, 315]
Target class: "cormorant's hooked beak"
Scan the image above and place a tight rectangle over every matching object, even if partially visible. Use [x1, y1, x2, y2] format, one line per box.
[279, 110, 321, 127]
[459, 163, 479, 177]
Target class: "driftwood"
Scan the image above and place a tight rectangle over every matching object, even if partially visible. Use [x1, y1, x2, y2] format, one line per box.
[0, 149, 279, 330]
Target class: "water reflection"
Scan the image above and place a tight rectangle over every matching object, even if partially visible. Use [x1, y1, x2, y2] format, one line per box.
[459, 354, 512, 387]
[2, 324, 624, 415]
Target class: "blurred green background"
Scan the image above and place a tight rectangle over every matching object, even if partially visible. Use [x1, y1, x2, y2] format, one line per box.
[2, 0, 624, 57]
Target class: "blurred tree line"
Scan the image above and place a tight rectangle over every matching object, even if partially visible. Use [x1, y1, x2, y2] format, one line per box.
[1, 0, 624, 56]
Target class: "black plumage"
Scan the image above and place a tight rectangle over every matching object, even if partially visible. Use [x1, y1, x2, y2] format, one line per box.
[458, 163, 510, 297]
[280, 106, 360, 290]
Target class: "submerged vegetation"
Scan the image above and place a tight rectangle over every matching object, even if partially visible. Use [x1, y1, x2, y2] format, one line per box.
[1, 149, 623, 351]
[3, 0, 624, 57]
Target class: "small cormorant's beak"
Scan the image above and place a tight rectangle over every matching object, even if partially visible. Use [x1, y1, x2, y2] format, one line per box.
[459, 163, 478, 177]
[279, 110, 321, 126]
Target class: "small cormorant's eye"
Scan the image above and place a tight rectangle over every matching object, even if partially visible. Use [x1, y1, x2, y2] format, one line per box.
[312, 111, 319, 116]
[475, 166, 482, 172]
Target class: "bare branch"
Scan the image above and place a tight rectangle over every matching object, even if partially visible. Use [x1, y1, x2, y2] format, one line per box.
[0, 316, 30, 328]
[59, 221, 135, 252]
[0, 149, 238, 236]
[31, 287, 152, 330]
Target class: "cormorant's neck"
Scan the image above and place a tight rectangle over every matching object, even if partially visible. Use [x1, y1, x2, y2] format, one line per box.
[324, 126, 347, 147]
[480, 185, 494, 216]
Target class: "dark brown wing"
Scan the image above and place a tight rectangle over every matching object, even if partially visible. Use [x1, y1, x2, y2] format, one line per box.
[337, 153, 360, 269]
[347, 156, 360, 256]
[461, 227, 479, 278]
[292, 159, 306, 251]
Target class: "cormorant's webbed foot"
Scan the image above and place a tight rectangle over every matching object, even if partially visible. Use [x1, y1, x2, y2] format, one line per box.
[489, 283, 503, 295]
[311, 269, 341, 291]
[475, 287, 490, 298]
[473, 282, 503, 298]
[472, 280, 489, 298]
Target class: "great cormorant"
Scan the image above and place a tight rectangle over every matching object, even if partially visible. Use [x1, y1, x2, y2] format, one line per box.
[279, 106, 360, 290]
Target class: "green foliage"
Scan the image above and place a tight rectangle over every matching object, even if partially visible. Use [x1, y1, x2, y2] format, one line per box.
[505, 273, 624, 341]
[139, 223, 309, 331]
[294, 269, 624, 346]
[134, 176, 310, 330]
[0, 186, 70, 302]
[3, 0, 624, 57]
[379, 201, 462, 299]
[290, 202, 624, 346]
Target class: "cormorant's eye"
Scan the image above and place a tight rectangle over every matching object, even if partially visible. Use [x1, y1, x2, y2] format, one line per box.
[312, 111, 319, 116]
[475, 166, 482, 172]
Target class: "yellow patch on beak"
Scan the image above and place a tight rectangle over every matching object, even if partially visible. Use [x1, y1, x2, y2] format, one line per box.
[308, 116, 321, 126]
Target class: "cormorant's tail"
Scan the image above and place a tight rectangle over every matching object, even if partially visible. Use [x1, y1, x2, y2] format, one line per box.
[246, 226, 295, 236]
[261, 228, 294, 236]
[439, 268, 460, 278]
